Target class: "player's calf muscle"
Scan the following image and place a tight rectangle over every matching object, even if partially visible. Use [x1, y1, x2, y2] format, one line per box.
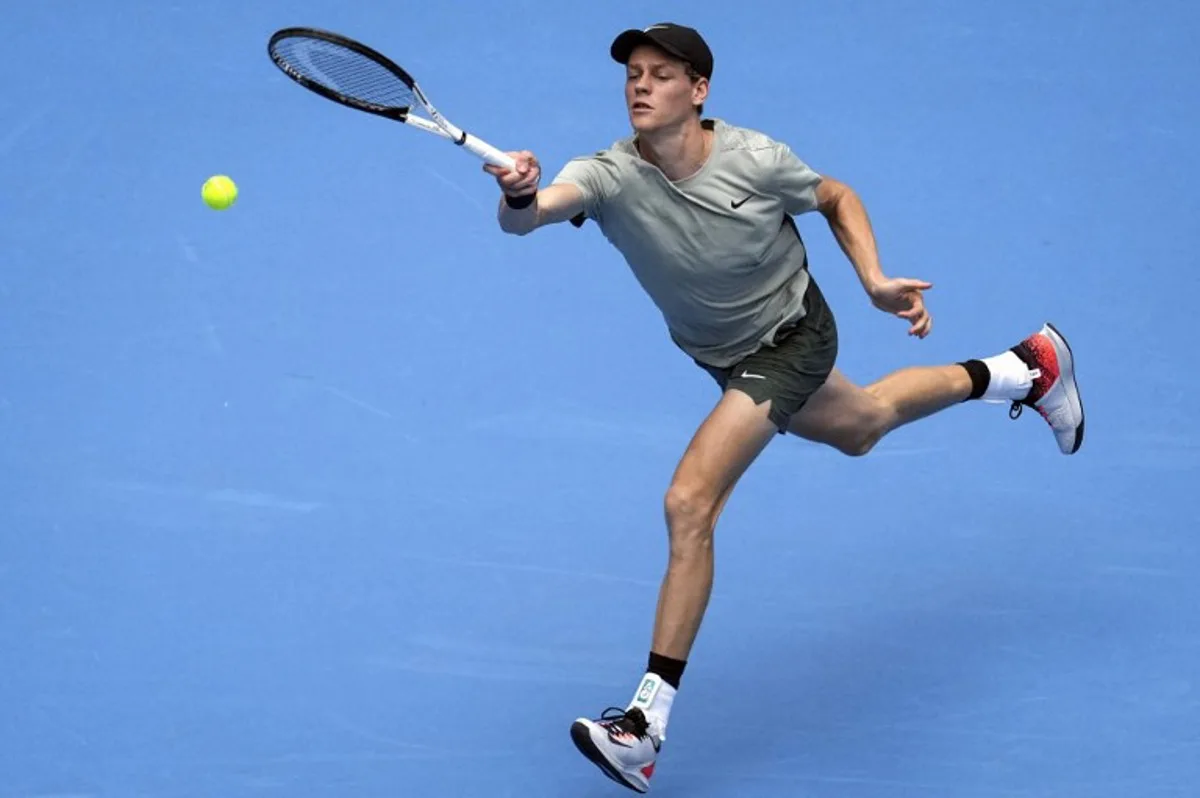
[801, 365, 971, 455]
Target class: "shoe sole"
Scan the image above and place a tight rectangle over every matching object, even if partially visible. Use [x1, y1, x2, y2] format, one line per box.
[1044, 322, 1084, 454]
[570, 721, 648, 793]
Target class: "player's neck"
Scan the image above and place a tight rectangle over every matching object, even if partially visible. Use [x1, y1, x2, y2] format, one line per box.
[636, 118, 711, 182]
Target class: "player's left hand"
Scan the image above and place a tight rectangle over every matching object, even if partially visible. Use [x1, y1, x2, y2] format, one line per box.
[868, 276, 934, 338]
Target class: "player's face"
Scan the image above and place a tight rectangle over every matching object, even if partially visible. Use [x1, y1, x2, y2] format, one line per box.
[624, 45, 706, 132]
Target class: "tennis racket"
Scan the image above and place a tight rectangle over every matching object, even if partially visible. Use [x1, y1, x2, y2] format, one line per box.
[267, 27, 516, 170]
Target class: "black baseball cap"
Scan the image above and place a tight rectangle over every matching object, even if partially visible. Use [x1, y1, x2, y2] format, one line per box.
[610, 23, 713, 79]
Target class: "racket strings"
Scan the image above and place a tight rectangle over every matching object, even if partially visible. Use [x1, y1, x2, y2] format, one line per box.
[272, 36, 417, 109]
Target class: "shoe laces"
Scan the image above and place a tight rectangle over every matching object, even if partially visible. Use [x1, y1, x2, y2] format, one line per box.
[1008, 367, 1046, 421]
[597, 707, 651, 740]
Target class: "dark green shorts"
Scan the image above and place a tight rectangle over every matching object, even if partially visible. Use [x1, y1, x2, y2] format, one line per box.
[695, 275, 839, 433]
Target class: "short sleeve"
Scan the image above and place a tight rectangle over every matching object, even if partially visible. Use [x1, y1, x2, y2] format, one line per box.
[551, 152, 623, 221]
[772, 143, 823, 215]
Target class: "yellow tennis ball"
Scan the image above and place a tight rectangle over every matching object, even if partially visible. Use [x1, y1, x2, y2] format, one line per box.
[202, 175, 238, 210]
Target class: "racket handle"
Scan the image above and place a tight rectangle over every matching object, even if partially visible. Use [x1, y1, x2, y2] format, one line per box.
[461, 133, 516, 170]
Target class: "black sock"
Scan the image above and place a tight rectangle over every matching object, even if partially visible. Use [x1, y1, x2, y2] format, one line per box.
[647, 651, 687, 690]
[958, 359, 990, 401]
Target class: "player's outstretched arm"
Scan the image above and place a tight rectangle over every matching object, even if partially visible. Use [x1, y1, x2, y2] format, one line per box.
[484, 151, 585, 236]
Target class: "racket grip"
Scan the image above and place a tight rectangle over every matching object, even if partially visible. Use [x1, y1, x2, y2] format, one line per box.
[462, 133, 516, 170]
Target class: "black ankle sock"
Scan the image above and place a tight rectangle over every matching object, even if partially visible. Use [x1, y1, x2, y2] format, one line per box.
[647, 651, 687, 690]
[959, 359, 990, 401]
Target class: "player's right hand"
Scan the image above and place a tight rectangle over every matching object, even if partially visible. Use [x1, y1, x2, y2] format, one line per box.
[484, 151, 541, 198]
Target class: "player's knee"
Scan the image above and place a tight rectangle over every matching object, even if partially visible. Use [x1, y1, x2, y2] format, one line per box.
[664, 482, 718, 554]
[835, 407, 889, 457]
[838, 427, 882, 457]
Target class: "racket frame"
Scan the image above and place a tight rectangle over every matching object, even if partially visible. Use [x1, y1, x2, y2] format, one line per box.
[268, 27, 516, 169]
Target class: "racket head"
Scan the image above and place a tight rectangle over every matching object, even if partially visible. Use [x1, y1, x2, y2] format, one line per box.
[267, 27, 424, 121]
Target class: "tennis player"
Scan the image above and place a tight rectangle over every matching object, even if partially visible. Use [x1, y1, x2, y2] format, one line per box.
[485, 22, 1084, 793]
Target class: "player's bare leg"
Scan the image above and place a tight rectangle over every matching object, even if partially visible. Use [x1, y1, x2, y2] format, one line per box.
[653, 389, 778, 658]
[569, 324, 1085, 792]
[785, 366, 967, 454]
[570, 388, 778, 793]
[789, 324, 1085, 456]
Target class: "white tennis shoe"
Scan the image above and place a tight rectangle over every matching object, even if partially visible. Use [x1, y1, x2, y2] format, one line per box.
[570, 706, 661, 793]
[1008, 322, 1085, 454]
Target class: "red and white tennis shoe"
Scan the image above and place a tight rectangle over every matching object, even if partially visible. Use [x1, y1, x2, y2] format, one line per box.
[1009, 322, 1085, 454]
[570, 706, 661, 793]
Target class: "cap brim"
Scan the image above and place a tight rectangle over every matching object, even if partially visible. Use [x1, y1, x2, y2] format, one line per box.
[609, 29, 689, 65]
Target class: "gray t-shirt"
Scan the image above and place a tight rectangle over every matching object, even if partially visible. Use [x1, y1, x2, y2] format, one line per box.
[551, 118, 824, 368]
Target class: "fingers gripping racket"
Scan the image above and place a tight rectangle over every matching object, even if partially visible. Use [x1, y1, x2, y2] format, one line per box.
[267, 27, 515, 170]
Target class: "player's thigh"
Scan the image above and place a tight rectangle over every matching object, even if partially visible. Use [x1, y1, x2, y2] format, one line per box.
[691, 275, 840, 460]
[784, 368, 886, 451]
[669, 389, 779, 514]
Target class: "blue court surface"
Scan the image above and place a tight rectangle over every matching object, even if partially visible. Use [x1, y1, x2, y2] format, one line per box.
[3, 2, 1198, 796]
